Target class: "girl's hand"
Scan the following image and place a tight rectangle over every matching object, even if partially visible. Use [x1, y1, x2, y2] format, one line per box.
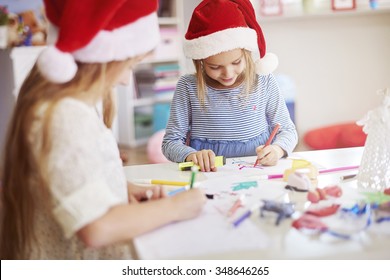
[127, 182, 167, 203]
[170, 188, 206, 221]
[186, 149, 217, 172]
[255, 144, 285, 166]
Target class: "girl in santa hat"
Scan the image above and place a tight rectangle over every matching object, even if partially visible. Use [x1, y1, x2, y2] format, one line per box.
[162, 0, 297, 172]
[0, 0, 205, 260]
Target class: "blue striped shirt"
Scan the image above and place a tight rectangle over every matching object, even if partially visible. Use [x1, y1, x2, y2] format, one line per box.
[162, 74, 298, 162]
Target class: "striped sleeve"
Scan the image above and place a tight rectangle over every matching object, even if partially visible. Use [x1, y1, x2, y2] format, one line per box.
[263, 74, 298, 156]
[162, 75, 197, 162]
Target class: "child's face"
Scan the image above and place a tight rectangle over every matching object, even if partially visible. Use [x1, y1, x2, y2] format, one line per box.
[203, 49, 246, 88]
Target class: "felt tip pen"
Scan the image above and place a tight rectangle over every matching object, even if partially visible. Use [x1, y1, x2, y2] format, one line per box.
[232, 202, 261, 228]
[133, 179, 188, 187]
[168, 188, 214, 200]
[340, 174, 357, 181]
[254, 123, 281, 167]
[257, 174, 284, 180]
[319, 165, 359, 174]
[167, 187, 187, 196]
[189, 166, 198, 189]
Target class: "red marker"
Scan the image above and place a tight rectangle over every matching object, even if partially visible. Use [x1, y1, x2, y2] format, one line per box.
[254, 123, 281, 167]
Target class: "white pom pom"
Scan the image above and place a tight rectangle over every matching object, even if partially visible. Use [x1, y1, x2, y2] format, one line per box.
[37, 46, 77, 83]
[255, 52, 279, 74]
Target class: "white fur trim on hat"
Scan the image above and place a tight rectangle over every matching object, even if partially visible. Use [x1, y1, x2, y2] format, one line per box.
[183, 26, 278, 74]
[73, 12, 159, 62]
[37, 46, 77, 83]
[255, 53, 278, 75]
[184, 27, 258, 60]
[38, 12, 159, 83]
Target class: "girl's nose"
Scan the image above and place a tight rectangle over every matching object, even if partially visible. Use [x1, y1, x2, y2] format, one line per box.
[222, 66, 233, 77]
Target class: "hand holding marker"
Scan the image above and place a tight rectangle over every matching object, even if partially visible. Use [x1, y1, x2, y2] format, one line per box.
[254, 123, 281, 167]
[167, 166, 198, 196]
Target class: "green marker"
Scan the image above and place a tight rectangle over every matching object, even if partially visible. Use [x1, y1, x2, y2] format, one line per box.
[189, 165, 198, 189]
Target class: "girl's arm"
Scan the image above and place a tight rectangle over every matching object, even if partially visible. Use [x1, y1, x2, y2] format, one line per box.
[77, 188, 206, 248]
[162, 76, 198, 162]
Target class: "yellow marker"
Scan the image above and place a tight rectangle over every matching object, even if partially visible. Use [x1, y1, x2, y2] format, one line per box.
[178, 156, 226, 171]
[292, 159, 311, 169]
[133, 179, 188, 187]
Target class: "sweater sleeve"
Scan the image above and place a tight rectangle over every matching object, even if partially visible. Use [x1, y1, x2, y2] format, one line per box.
[43, 100, 125, 238]
[162, 76, 198, 162]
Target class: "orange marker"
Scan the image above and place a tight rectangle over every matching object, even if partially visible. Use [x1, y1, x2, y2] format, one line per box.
[254, 123, 281, 167]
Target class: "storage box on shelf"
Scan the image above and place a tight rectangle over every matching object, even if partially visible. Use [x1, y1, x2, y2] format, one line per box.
[116, 0, 183, 147]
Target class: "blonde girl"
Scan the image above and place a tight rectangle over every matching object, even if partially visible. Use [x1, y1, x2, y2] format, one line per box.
[162, 0, 298, 172]
[0, 0, 205, 260]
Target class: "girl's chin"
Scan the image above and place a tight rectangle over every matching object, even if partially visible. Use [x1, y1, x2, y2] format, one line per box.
[220, 78, 235, 85]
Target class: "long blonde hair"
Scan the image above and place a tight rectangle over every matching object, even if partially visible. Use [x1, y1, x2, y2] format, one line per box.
[193, 49, 256, 107]
[0, 58, 134, 259]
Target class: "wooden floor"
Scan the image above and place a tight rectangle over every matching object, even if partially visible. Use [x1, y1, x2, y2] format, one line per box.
[119, 145, 150, 166]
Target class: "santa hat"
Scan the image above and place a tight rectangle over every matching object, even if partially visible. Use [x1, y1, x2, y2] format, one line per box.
[37, 0, 160, 83]
[184, 0, 278, 74]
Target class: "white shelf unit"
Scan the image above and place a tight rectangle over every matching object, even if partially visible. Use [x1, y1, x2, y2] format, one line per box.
[116, 0, 184, 148]
[119, 0, 390, 147]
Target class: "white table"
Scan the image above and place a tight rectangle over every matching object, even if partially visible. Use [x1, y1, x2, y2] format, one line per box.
[124, 147, 390, 259]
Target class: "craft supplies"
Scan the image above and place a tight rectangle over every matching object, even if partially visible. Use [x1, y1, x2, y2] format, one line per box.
[178, 156, 226, 171]
[227, 195, 245, 217]
[133, 179, 188, 187]
[259, 200, 295, 225]
[189, 165, 198, 189]
[254, 123, 280, 167]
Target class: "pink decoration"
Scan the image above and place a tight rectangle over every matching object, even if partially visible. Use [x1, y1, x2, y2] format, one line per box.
[147, 130, 170, 164]
[306, 204, 340, 217]
[292, 214, 328, 231]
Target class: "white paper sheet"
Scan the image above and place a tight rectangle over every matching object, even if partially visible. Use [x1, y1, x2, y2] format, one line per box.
[134, 175, 289, 259]
[204, 157, 293, 179]
[134, 202, 270, 259]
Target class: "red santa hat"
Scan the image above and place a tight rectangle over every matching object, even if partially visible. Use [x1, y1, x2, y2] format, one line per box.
[37, 0, 160, 83]
[184, 0, 278, 74]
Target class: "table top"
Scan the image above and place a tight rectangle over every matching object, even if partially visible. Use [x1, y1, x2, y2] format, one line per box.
[124, 147, 390, 259]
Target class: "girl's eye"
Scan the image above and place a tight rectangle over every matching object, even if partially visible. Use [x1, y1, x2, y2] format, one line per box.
[209, 66, 220, 70]
[233, 60, 241, 65]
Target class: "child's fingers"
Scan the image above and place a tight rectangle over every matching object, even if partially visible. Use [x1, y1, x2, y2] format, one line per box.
[128, 193, 139, 204]
[151, 185, 166, 199]
[201, 149, 215, 172]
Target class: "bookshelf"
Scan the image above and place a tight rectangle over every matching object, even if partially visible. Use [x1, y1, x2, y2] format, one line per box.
[112, 0, 390, 147]
[116, 0, 184, 147]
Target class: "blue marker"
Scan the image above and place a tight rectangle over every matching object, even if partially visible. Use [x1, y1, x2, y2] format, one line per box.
[167, 187, 187, 196]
